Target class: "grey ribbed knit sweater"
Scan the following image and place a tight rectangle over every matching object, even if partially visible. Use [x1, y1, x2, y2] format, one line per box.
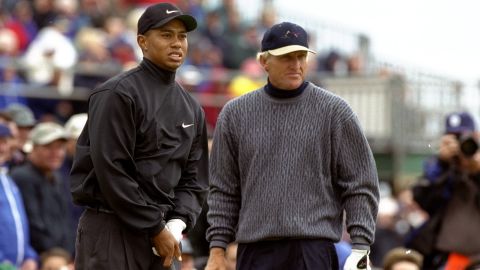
[207, 82, 379, 249]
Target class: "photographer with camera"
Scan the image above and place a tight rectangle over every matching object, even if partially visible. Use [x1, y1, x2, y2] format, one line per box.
[409, 111, 480, 269]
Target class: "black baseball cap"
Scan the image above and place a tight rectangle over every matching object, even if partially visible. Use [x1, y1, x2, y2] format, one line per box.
[259, 22, 316, 56]
[137, 3, 197, 35]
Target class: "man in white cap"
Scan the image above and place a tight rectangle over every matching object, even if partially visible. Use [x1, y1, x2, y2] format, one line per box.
[63, 113, 87, 160]
[10, 122, 74, 256]
[61, 113, 88, 246]
[206, 21, 379, 270]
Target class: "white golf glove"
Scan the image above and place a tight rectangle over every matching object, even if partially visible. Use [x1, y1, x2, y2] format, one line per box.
[165, 218, 186, 242]
[344, 249, 370, 270]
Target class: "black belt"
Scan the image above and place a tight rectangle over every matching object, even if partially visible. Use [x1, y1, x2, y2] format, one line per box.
[86, 205, 114, 214]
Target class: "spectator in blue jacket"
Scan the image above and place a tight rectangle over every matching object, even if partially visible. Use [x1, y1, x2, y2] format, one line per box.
[0, 123, 38, 269]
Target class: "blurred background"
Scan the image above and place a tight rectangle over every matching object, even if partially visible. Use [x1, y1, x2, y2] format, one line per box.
[1, 0, 478, 206]
[2, 0, 479, 269]
[1, 0, 477, 189]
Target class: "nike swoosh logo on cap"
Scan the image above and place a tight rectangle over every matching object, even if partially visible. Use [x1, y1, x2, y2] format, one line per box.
[166, 9, 179, 14]
[182, 123, 194, 128]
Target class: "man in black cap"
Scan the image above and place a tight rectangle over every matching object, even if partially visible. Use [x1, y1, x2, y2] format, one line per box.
[70, 3, 208, 270]
[205, 22, 379, 270]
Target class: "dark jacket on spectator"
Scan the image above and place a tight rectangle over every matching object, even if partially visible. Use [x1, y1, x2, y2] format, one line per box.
[11, 161, 75, 255]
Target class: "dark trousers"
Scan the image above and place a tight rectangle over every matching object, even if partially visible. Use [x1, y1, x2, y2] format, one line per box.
[237, 239, 339, 270]
[75, 209, 179, 270]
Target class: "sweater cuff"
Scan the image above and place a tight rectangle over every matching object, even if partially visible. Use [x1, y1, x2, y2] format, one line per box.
[209, 240, 228, 250]
[350, 236, 370, 250]
[209, 235, 230, 250]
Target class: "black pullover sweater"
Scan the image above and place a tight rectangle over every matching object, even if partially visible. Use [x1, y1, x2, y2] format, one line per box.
[71, 58, 209, 236]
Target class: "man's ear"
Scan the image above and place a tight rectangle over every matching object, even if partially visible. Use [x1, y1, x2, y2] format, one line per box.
[137, 35, 147, 52]
[259, 56, 268, 71]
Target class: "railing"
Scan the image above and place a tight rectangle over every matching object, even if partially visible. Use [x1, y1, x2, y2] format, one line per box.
[321, 73, 462, 182]
[323, 74, 462, 151]
[2, 66, 461, 147]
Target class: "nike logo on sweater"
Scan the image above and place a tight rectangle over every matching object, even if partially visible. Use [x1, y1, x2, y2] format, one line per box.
[182, 123, 194, 128]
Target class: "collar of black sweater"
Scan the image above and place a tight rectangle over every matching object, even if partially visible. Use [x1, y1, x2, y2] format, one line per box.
[264, 80, 308, 99]
[141, 57, 176, 85]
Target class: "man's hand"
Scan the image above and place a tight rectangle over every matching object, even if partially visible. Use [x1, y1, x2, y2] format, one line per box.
[165, 219, 186, 242]
[151, 227, 182, 268]
[204, 247, 227, 270]
[459, 151, 480, 174]
[344, 249, 370, 270]
[439, 134, 460, 162]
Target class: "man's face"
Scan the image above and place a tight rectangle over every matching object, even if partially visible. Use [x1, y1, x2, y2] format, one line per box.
[138, 19, 188, 71]
[17, 126, 33, 145]
[41, 255, 70, 270]
[30, 140, 66, 173]
[391, 261, 420, 270]
[260, 50, 308, 90]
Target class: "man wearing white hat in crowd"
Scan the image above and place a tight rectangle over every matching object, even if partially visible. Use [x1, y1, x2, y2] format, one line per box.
[61, 113, 88, 243]
[63, 113, 87, 160]
[10, 122, 74, 256]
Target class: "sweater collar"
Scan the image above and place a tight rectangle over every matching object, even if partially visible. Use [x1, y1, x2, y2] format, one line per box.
[264, 80, 308, 99]
[140, 58, 176, 85]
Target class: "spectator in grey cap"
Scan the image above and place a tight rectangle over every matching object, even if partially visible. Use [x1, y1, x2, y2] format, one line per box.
[5, 103, 36, 129]
[5, 103, 36, 143]
[206, 21, 379, 270]
[70, 2, 209, 270]
[4, 103, 36, 168]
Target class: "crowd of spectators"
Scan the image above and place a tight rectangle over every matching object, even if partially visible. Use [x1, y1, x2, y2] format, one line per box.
[0, 1, 432, 270]
[0, 0, 366, 134]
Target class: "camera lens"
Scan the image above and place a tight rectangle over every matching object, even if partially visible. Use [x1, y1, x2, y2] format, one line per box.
[460, 137, 479, 157]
